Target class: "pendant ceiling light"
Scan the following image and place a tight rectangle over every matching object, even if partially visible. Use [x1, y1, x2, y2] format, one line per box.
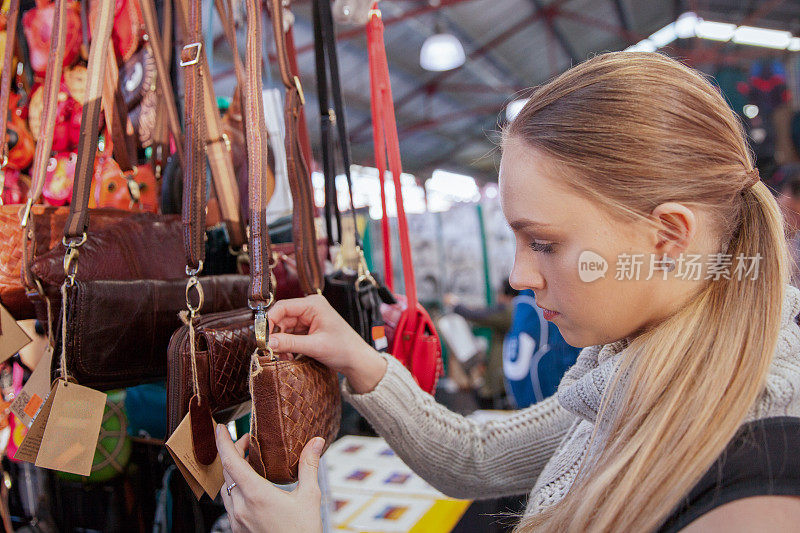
[420, 11, 465, 71]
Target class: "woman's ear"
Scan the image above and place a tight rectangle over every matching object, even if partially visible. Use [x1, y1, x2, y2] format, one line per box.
[649, 202, 697, 258]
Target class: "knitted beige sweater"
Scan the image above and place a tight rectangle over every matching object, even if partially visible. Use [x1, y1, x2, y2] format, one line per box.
[342, 284, 800, 517]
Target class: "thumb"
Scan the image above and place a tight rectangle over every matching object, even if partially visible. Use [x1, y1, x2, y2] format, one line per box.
[297, 437, 325, 499]
[267, 332, 315, 355]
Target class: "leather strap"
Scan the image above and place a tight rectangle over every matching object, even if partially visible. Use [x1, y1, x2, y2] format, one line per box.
[245, 0, 271, 307]
[312, 0, 359, 249]
[270, 0, 323, 295]
[213, 0, 246, 92]
[368, 6, 417, 307]
[63, 0, 116, 239]
[180, 0, 207, 273]
[285, 27, 313, 171]
[175, 0, 246, 250]
[101, 43, 137, 173]
[150, 0, 173, 177]
[25, 0, 69, 217]
[0, 0, 19, 170]
[140, 0, 186, 168]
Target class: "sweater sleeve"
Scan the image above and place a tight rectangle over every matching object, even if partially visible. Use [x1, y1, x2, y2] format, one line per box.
[341, 353, 575, 500]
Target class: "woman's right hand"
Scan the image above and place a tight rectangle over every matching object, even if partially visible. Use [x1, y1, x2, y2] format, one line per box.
[267, 295, 388, 394]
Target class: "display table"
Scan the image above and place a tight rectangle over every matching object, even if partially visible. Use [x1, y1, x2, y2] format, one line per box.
[325, 435, 471, 532]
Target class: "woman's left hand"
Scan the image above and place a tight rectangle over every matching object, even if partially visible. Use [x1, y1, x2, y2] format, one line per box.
[215, 424, 325, 533]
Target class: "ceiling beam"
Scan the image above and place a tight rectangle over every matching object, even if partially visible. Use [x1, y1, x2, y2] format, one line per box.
[438, 11, 530, 88]
[349, 0, 577, 140]
[528, 0, 581, 64]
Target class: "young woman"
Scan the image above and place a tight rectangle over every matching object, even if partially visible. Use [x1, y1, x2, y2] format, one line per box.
[214, 52, 800, 532]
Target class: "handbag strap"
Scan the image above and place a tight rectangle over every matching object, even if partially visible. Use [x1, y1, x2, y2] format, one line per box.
[63, 0, 117, 240]
[175, 0, 247, 250]
[0, 0, 19, 177]
[312, 0, 360, 250]
[367, 6, 416, 308]
[101, 42, 137, 173]
[19, 0, 69, 227]
[149, 0, 173, 177]
[179, 0, 207, 273]
[214, 0, 246, 92]
[140, 0, 186, 169]
[270, 0, 323, 295]
[244, 0, 272, 317]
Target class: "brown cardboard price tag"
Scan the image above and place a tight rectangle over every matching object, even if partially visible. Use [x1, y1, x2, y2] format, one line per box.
[14, 380, 106, 476]
[0, 304, 31, 363]
[166, 414, 224, 500]
[10, 346, 54, 427]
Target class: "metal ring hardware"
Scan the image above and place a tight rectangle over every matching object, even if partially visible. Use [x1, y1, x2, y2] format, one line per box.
[185, 276, 205, 315]
[179, 42, 202, 66]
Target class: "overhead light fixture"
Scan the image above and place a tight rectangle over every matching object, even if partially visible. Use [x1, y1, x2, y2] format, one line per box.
[625, 40, 657, 52]
[649, 22, 678, 47]
[695, 20, 736, 41]
[733, 26, 793, 49]
[420, 33, 465, 71]
[622, 12, 800, 54]
[674, 12, 698, 39]
[505, 98, 528, 122]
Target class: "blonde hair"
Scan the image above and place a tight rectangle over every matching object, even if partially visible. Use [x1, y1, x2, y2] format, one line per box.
[506, 52, 790, 532]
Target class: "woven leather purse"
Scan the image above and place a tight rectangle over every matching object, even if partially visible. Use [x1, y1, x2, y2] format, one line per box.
[246, 0, 340, 481]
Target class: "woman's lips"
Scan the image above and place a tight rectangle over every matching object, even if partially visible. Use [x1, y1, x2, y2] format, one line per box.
[539, 306, 560, 320]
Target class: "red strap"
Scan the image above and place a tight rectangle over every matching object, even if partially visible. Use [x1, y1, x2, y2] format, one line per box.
[367, 6, 416, 308]
[369, 39, 393, 292]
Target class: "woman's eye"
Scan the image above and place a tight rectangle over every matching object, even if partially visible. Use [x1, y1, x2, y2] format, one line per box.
[529, 241, 555, 254]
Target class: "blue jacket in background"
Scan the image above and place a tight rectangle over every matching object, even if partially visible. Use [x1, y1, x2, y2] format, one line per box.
[502, 290, 581, 408]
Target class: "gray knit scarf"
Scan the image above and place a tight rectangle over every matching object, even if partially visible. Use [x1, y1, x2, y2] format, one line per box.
[526, 283, 800, 514]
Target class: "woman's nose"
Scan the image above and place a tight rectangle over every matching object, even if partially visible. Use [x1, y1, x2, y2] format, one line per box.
[509, 256, 545, 291]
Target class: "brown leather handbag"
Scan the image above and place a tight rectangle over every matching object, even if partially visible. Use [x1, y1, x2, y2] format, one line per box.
[167, 0, 340, 478]
[0, 0, 70, 320]
[43, 0, 249, 391]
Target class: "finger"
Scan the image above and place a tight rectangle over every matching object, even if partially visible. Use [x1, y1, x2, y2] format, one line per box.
[267, 297, 319, 329]
[297, 437, 325, 499]
[267, 331, 317, 355]
[268, 315, 301, 334]
[215, 424, 262, 488]
[234, 433, 250, 457]
[220, 473, 234, 511]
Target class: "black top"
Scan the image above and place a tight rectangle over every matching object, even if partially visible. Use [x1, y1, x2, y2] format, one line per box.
[659, 416, 800, 532]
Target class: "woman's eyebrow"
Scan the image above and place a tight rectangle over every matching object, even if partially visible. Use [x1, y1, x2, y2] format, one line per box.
[507, 219, 554, 232]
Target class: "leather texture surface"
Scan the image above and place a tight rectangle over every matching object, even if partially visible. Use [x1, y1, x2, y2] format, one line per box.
[30, 213, 185, 288]
[248, 355, 341, 484]
[54, 274, 250, 390]
[167, 308, 256, 435]
[0, 205, 127, 319]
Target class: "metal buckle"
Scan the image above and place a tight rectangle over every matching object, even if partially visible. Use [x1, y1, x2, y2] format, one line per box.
[294, 76, 305, 106]
[254, 309, 268, 351]
[180, 42, 202, 66]
[328, 108, 337, 125]
[368, 8, 381, 19]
